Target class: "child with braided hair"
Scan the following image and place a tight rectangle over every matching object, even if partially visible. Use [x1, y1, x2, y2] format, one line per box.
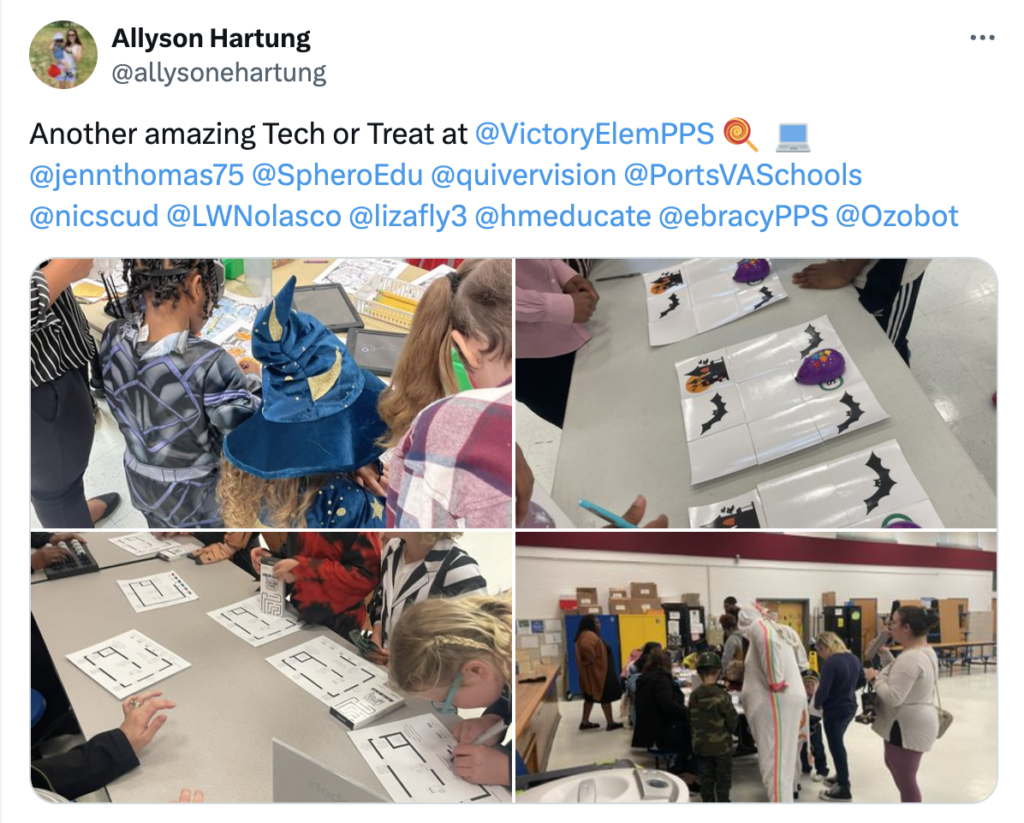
[388, 594, 514, 788]
[101, 259, 260, 528]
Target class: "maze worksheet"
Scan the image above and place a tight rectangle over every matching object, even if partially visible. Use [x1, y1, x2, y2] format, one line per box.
[349, 714, 512, 803]
[117, 571, 198, 613]
[66, 630, 191, 700]
[267, 636, 404, 729]
[207, 595, 304, 647]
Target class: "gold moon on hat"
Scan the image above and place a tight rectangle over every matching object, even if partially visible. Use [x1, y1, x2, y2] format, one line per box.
[268, 301, 283, 341]
[308, 350, 342, 402]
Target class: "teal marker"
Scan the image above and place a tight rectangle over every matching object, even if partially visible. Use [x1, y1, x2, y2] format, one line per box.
[579, 499, 638, 529]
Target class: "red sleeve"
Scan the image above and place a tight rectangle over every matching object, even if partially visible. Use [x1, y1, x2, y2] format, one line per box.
[291, 533, 382, 614]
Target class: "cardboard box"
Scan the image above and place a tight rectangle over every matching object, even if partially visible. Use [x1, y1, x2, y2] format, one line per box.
[609, 588, 629, 600]
[680, 593, 701, 606]
[608, 600, 630, 615]
[631, 582, 659, 598]
[579, 605, 603, 615]
[576, 588, 599, 607]
[558, 596, 578, 611]
[561, 607, 579, 616]
[635, 598, 662, 613]
[822, 592, 837, 607]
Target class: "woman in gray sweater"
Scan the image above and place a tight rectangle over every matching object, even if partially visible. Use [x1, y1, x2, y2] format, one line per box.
[865, 606, 940, 802]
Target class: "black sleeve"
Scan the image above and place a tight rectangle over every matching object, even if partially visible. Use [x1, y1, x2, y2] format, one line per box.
[653, 675, 689, 722]
[31, 729, 140, 799]
[31, 533, 55, 549]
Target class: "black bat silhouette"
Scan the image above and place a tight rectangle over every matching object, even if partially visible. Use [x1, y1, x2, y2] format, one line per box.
[700, 392, 728, 435]
[705, 503, 761, 529]
[836, 391, 864, 433]
[659, 292, 681, 319]
[753, 286, 773, 310]
[864, 451, 897, 514]
[800, 324, 824, 358]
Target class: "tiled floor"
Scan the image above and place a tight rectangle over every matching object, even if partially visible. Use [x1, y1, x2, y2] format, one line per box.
[517, 259, 998, 499]
[539, 668, 996, 803]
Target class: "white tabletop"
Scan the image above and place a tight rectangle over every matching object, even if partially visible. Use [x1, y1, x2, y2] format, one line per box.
[549, 258, 995, 528]
[31, 558, 447, 802]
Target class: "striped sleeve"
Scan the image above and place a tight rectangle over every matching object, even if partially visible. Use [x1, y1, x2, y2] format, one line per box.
[437, 549, 487, 597]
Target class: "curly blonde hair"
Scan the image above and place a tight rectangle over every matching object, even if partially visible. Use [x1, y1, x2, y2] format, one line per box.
[388, 593, 512, 695]
[217, 458, 334, 527]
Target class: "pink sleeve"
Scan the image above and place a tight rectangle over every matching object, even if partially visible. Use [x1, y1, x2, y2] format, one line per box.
[515, 285, 575, 326]
[549, 259, 578, 288]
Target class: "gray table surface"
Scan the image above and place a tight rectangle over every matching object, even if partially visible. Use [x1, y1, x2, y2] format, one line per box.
[31, 534, 201, 584]
[549, 258, 996, 528]
[32, 558, 449, 802]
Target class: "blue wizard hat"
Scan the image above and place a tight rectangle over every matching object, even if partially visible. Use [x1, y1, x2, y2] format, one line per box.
[223, 276, 386, 478]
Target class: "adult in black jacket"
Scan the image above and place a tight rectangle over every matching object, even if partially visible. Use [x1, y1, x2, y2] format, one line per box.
[631, 650, 698, 779]
[31, 690, 174, 800]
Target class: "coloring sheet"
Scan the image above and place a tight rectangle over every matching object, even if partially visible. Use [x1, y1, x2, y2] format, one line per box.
[261, 563, 285, 617]
[67, 630, 191, 700]
[313, 258, 406, 291]
[200, 292, 265, 340]
[109, 532, 179, 557]
[677, 315, 888, 483]
[349, 714, 512, 803]
[117, 571, 198, 613]
[412, 264, 456, 288]
[688, 439, 942, 529]
[644, 258, 787, 347]
[207, 595, 303, 647]
[521, 485, 576, 528]
[267, 636, 404, 729]
[207, 319, 254, 360]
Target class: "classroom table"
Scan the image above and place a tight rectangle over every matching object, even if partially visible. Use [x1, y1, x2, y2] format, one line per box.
[31, 558, 450, 802]
[80, 259, 426, 336]
[890, 641, 997, 674]
[31, 533, 203, 584]
[515, 665, 561, 774]
[549, 258, 996, 528]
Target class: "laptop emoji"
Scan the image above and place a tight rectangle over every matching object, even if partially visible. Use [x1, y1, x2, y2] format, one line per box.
[777, 123, 810, 153]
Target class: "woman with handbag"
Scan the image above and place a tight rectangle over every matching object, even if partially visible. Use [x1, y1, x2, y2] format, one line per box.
[865, 606, 944, 802]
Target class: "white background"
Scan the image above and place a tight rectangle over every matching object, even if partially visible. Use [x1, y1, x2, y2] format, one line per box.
[2, 0, 1014, 817]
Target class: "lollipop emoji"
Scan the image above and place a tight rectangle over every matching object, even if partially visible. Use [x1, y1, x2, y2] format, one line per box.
[734, 258, 770, 283]
[724, 118, 758, 152]
[795, 348, 846, 385]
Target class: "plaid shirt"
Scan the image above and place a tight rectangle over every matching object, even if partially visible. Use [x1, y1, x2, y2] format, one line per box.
[386, 383, 513, 528]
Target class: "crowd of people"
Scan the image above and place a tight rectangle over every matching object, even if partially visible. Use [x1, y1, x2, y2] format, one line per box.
[573, 599, 943, 803]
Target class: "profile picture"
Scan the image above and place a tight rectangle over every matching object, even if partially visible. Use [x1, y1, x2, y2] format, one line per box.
[30, 21, 96, 89]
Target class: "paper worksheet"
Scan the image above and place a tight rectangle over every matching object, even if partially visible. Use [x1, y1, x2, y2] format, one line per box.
[200, 292, 265, 341]
[66, 630, 191, 700]
[109, 533, 179, 557]
[349, 714, 512, 803]
[207, 319, 254, 360]
[267, 636, 404, 729]
[313, 258, 406, 291]
[688, 439, 943, 529]
[117, 571, 198, 613]
[207, 595, 304, 647]
[677, 315, 889, 483]
[644, 258, 788, 347]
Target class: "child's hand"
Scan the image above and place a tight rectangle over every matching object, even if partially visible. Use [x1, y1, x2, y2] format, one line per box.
[354, 463, 387, 497]
[237, 357, 261, 375]
[452, 714, 505, 746]
[272, 558, 300, 583]
[250, 547, 271, 576]
[451, 744, 511, 787]
[608, 495, 669, 528]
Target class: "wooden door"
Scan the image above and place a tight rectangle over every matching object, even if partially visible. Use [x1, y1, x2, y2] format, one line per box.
[939, 599, 969, 644]
[760, 599, 807, 641]
[851, 598, 878, 661]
